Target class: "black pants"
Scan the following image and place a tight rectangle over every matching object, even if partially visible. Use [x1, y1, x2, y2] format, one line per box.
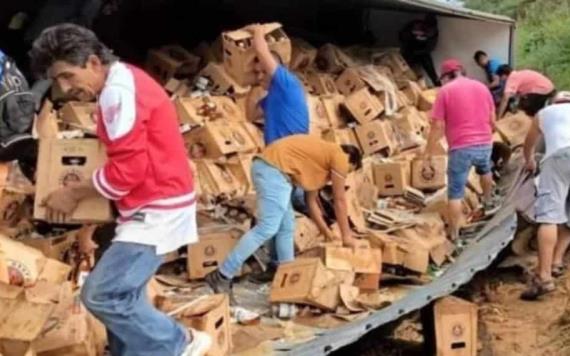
[519, 90, 556, 116]
[403, 51, 441, 87]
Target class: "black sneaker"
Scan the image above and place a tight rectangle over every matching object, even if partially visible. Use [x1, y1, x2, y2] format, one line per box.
[205, 270, 236, 305]
[248, 264, 277, 284]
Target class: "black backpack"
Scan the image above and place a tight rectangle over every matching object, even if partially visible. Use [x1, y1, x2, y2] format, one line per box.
[0, 51, 35, 146]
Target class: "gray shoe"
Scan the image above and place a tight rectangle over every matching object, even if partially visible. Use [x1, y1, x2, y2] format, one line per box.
[204, 270, 236, 305]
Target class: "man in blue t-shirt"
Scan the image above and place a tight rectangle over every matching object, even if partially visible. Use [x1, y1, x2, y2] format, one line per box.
[245, 24, 310, 284]
[474, 50, 506, 104]
[246, 25, 309, 145]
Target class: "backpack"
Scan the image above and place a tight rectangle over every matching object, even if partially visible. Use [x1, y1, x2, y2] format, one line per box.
[0, 51, 35, 146]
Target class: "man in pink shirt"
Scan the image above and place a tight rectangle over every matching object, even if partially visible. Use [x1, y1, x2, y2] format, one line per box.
[424, 59, 496, 240]
[497, 64, 555, 118]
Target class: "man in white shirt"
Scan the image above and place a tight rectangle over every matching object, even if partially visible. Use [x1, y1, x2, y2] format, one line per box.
[522, 91, 570, 300]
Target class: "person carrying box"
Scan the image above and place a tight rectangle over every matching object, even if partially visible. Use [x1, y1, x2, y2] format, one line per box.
[30, 24, 211, 356]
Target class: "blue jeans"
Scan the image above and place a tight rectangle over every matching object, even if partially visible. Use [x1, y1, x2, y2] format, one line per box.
[448, 144, 492, 200]
[220, 159, 295, 278]
[81, 242, 187, 356]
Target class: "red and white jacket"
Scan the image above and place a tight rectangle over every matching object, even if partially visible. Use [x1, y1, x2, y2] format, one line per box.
[92, 62, 195, 218]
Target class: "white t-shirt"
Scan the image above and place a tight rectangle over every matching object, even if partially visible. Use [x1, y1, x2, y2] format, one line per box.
[538, 103, 570, 160]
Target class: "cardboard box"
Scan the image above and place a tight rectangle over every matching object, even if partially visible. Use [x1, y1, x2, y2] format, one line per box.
[195, 160, 242, 197]
[0, 234, 47, 286]
[34, 139, 112, 223]
[294, 215, 323, 253]
[164, 78, 190, 97]
[412, 156, 448, 191]
[184, 121, 257, 159]
[30, 286, 99, 356]
[344, 88, 384, 124]
[373, 161, 411, 196]
[37, 258, 71, 284]
[146, 45, 200, 84]
[0, 283, 55, 354]
[321, 94, 346, 128]
[315, 43, 356, 74]
[175, 96, 245, 126]
[402, 80, 423, 107]
[373, 49, 413, 78]
[308, 95, 332, 134]
[178, 294, 232, 356]
[393, 108, 428, 150]
[496, 113, 532, 147]
[270, 258, 349, 310]
[187, 227, 243, 279]
[290, 38, 317, 71]
[354, 120, 396, 156]
[223, 23, 291, 86]
[241, 122, 264, 150]
[0, 190, 28, 228]
[21, 233, 75, 262]
[60, 102, 97, 134]
[419, 88, 438, 111]
[305, 70, 339, 96]
[354, 273, 381, 291]
[322, 128, 360, 149]
[434, 296, 478, 356]
[321, 241, 382, 274]
[198, 63, 250, 96]
[335, 68, 367, 96]
[226, 154, 254, 195]
[346, 188, 367, 233]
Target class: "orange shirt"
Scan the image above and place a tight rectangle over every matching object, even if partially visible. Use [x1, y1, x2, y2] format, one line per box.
[259, 135, 350, 191]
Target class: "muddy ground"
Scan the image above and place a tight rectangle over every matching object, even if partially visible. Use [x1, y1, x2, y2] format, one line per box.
[334, 262, 570, 356]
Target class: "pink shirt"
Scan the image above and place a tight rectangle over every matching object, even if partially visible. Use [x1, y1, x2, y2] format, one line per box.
[432, 77, 494, 150]
[505, 70, 554, 96]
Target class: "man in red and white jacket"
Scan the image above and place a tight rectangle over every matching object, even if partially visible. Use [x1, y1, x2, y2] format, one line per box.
[30, 24, 211, 356]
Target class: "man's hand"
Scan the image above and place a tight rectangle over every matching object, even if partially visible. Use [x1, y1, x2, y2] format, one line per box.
[525, 158, 537, 173]
[41, 186, 80, 223]
[77, 225, 99, 255]
[341, 230, 359, 248]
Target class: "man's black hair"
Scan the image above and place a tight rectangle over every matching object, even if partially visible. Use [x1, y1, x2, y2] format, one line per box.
[473, 50, 487, 63]
[496, 64, 513, 77]
[29, 23, 117, 78]
[341, 144, 363, 171]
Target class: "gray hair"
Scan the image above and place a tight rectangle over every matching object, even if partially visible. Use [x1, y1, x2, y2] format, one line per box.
[29, 23, 117, 78]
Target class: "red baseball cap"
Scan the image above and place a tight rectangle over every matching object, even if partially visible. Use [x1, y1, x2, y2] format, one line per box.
[440, 59, 463, 78]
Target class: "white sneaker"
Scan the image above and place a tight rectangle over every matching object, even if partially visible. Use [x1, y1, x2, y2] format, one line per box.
[180, 329, 212, 356]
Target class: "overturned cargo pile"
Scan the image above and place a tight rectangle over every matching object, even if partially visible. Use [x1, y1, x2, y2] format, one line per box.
[0, 22, 528, 355]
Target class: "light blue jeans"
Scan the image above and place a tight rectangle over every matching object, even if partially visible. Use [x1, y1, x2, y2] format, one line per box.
[220, 159, 295, 278]
[81, 242, 187, 356]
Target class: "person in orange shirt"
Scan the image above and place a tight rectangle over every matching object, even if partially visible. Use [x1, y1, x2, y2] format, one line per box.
[205, 135, 362, 303]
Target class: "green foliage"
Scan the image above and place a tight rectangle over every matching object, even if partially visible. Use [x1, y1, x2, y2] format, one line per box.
[465, 0, 570, 89]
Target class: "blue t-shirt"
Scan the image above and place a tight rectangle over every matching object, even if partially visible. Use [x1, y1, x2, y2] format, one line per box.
[261, 65, 309, 145]
[487, 58, 502, 75]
